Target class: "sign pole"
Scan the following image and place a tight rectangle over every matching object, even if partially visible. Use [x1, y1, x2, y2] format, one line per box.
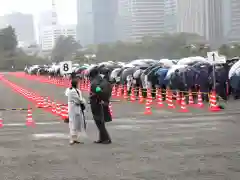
[212, 53, 216, 91]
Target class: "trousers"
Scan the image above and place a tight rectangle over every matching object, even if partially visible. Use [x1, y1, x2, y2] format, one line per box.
[90, 101, 111, 141]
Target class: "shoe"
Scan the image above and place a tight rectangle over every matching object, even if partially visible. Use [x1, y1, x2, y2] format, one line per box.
[74, 141, 84, 144]
[94, 140, 103, 144]
[69, 140, 75, 145]
[101, 140, 112, 144]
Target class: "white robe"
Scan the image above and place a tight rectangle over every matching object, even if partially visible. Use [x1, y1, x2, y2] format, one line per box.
[65, 88, 86, 139]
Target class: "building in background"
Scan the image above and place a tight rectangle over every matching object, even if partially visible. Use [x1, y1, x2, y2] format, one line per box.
[38, 10, 55, 44]
[228, 0, 240, 43]
[92, 0, 118, 44]
[39, 11, 54, 28]
[0, 16, 7, 29]
[3, 13, 35, 44]
[76, 0, 117, 46]
[164, 0, 177, 33]
[76, 0, 94, 46]
[40, 25, 76, 50]
[118, 0, 165, 41]
[176, 0, 223, 46]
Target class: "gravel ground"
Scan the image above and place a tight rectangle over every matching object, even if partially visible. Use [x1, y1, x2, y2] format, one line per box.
[0, 73, 239, 180]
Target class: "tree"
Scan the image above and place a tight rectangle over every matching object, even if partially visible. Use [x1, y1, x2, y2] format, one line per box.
[0, 26, 17, 52]
[51, 35, 82, 62]
[91, 33, 208, 61]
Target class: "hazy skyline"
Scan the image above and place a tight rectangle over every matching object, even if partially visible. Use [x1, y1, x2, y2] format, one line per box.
[0, 0, 77, 25]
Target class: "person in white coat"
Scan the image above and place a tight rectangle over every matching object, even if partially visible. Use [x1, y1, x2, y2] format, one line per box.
[65, 79, 86, 145]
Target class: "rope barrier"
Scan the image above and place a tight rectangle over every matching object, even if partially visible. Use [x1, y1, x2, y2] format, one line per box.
[0, 108, 30, 111]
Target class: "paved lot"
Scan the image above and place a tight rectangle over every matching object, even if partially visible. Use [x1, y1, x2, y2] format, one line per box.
[0, 73, 239, 179]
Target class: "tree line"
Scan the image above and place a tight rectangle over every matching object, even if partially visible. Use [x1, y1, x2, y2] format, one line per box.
[0, 26, 48, 70]
[52, 32, 240, 63]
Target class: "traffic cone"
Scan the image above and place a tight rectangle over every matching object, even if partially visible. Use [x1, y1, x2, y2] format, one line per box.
[138, 88, 144, 103]
[197, 91, 204, 108]
[112, 85, 116, 97]
[144, 99, 152, 115]
[116, 85, 122, 98]
[179, 95, 188, 112]
[43, 97, 48, 108]
[56, 104, 61, 116]
[156, 88, 164, 107]
[188, 90, 194, 105]
[209, 91, 220, 112]
[61, 105, 68, 120]
[130, 87, 136, 102]
[167, 90, 175, 109]
[109, 102, 113, 117]
[123, 85, 128, 99]
[51, 102, 56, 114]
[176, 91, 181, 104]
[0, 114, 3, 128]
[26, 107, 35, 127]
[36, 97, 42, 108]
[147, 88, 153, 104]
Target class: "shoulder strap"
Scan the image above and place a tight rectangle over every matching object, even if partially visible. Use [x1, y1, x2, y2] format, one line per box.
[74, 88, 80, 97]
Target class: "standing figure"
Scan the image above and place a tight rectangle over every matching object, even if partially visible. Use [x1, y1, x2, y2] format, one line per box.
[65, 79, 86, 145]
[89, 68, 112, 144]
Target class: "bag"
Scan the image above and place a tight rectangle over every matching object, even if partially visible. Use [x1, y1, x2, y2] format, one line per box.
[101, 103, 112, 123]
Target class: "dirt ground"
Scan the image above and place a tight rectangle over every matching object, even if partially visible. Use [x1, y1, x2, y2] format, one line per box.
[0, 73, 240, 180]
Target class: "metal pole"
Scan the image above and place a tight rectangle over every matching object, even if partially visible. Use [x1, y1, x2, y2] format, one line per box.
[212, 53, 216, 91]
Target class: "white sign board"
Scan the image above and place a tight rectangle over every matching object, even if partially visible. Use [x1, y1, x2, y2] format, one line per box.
[60, 61, 72, 74]
[207, 51, 226, 64]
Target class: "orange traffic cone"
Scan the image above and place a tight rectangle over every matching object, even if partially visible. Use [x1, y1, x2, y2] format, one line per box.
[179, 95, 188, 112]
[56, 104, 61, 116]
[144, 99, 152, 115]
[116, 85, 121, 98]
[130, 87, 136, 102]
[109, 102, 113, 117]
[123, 85, 128, 99]
[112, 85, 116, 97]
[197, 91, 204, 108]
[138, 88, 144, 103]
[61, 105, 68, 120]
[156, 88, 164, 107]
[209, 91, 220, 112]
[0, 114, 3, 128]
[51, 102, 56, 114]
[167, 90, 175, 109]
[147, 88, 153, 104]
[188, 90, 194, 105]
[26, 107, 35, 127]
[176, 91, 181, 104]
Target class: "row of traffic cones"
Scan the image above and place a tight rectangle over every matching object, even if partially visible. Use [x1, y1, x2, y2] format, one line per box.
[144, 89, 220, 115]
[0, 106, 34, 128]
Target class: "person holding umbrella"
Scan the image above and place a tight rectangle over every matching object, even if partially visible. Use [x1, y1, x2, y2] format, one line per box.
[89, 67, 112, 144]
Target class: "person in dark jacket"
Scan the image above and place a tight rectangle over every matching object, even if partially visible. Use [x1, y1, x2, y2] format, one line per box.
[89, 68, 112, 144]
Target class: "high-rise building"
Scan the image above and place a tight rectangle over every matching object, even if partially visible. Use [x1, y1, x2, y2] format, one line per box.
[228, 0, 240, 42]
[39, 11, 53, 27]
[164, 0, 177, 33]
[4, 13, 35, 44]
[76, 0, 117, 46]
[118, 0, 165, 41]
[0, 16, 7, 29]
[176, 0, 223, 46]
[40, 25, 76, 50]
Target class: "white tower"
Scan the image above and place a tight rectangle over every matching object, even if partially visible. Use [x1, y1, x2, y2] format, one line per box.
[51, 0, 58, 25]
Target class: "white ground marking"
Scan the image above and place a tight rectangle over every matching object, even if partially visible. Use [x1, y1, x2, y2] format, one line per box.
[32, 133, 69, 139]
[3, 122, 61, 127]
